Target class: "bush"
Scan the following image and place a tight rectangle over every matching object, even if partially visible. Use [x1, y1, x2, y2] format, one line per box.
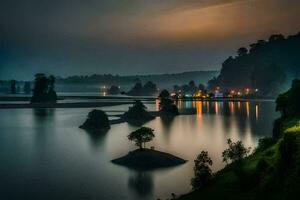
[222, 139, 251, 164]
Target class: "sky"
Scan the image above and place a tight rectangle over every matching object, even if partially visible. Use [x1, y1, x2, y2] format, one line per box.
[1, 0, 300, 80]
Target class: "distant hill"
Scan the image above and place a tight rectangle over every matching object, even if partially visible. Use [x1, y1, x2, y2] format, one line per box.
[56, 71, 219, 93]
[208, 32, 300, 97]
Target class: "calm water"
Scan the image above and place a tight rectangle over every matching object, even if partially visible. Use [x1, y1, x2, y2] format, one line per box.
[0, 101, 278, 200]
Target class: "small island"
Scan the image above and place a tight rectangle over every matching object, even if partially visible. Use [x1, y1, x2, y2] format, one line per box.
[79, 109, 111, 132]
[159, 90, 179, 116]
[31, 73, 57, 103]
[122, 100, 155, 125]
[112, 127, 186, 170]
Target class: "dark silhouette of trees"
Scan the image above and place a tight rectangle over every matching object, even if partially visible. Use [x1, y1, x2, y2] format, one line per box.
[222, 139, 251, 164]
[159, 89, 170, 99]
[31, 73, 57, 103]
[208, 32, 300, 96]
[127, 81, 158, 96]
[11, 80, 17, 94]
[143, 81, 158, 95]
[159, 90, 179, 116]
[122, 100, 155, 125]
[127, 82, 143, 96]
[173, 80, 201, 95]
[276, 79, 300, 118]
[80, 109, 110, 132]
[237, 47, 248, 57]
[207, 77, 219, 90]
[128, 127, 155, 149]
[23, 81, 31, 94]
[191, 151, 213, 190]
[108, 85, 120, 95]
[198, 84, 206, 91]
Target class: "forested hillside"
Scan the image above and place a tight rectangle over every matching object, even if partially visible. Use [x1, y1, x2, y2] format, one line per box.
[208, 32, 300, 96]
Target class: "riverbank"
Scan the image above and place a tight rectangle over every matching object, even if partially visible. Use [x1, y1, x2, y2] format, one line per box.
[178, 117, 300, 200]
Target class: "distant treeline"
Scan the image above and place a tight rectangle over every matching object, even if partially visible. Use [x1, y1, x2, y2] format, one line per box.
[208, 32, 300, 97]
[56, 71, 218, 91]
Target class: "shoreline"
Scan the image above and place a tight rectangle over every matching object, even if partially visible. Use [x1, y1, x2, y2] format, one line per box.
[0, 96, 274, 109]
[0, 101, 134, 109]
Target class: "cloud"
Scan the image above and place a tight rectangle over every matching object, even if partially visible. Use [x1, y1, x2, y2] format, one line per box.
[0, 0, 300, 79]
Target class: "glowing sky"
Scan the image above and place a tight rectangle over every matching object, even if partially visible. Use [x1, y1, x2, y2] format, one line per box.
[1, 0, 300, 79]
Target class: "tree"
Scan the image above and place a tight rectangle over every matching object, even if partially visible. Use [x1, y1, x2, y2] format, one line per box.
[188, 80, 197, 93]
[191, 151, 213, 190]
[128, 127, 155, 149]
[158, 90, 179, 115]
[122, 100, 154, 124]
[237, 47, 248, 57]
[158, 89, 170, 99]
[143, 81, 158, 95]
[31, 73, 57, 103]
[80, 109, 110, 131]
[198, 84, 206, 91]
[108, 85, 120, 95]
[23, 81, 31, 94]
[48, 75, 57, 102]
[11, 80, 16, 94]
[127, 82, 143, 96]
[222, 139, 251, 164]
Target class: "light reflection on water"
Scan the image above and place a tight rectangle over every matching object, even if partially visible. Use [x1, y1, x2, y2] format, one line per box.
[0, 100, 278, 200]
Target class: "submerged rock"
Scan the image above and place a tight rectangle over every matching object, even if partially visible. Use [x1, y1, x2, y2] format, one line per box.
[112, 149, 186, 170]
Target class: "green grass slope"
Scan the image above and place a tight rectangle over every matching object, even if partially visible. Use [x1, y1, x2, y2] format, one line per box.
[179, 118, 300, 200]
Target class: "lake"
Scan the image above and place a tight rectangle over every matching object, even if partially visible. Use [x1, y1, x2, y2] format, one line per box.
[0, 100, 278, 200]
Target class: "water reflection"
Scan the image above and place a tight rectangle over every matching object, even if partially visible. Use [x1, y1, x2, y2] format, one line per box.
[33, 108, 55, 122]
[128, 171, 153, 199]
[32, 108, 56, 146]
[176, 100, 267, 120]
[85, 130, 108, 149]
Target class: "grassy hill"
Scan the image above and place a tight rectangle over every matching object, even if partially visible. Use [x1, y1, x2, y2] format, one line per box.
[179, 117, 300, 200]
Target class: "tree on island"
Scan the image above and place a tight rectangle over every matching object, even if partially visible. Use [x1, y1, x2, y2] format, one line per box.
[191, 151, 213, 190]
[222, 139, 251, 164]
[31, 73, 57, 103]
[11, 80, 16, 94]
[80, 109, 110, 132]
[122, 100, 155, 125]
[128, 127, 155, 149]
[159, 90, 179, 116]
[23, 81, 31, 94]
